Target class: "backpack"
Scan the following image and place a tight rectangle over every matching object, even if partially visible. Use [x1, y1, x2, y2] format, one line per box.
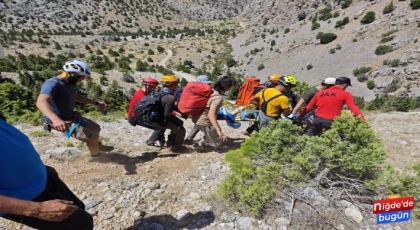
[134, 91, 166, 124]
[174, 86, 184, 102]
[235, 76, 265, 106]
[260, 89, 285, 118]
[178, 82, 213, 115]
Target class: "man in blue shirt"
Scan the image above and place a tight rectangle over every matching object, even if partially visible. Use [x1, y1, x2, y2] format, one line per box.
[0, 116, 93, 229]
[36, 60, 113, 161]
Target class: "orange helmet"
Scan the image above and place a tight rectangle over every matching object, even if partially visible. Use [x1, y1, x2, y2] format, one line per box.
[268, 74, 281, 82]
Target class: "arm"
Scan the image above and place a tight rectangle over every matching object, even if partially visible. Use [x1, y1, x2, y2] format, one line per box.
[162, 95, 177, 119]
[208, 106, 226, 141]
[298, 95, 317, 118]
[36, 94, 67, 132]
[283, 107, 292, 117]
[75, 93, 107, 107]
[0, 195, 78, 222]
[345, 94, 365, 120]
[291, 98, 306, 114]
[250, 95, 260, 109]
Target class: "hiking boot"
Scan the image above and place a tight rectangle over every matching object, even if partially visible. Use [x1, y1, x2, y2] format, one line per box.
[99, 143, 114, 152]
[170, 145, 188, 153]
[183, 139, 194, 145]
[88, 153, 109, 163]
[146, 140, 157, 146]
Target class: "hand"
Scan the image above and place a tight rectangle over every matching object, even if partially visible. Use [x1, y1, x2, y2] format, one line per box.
[52, 119, 68, 132]
[217, 130, 227, 141]
[34, 200, 78, 221]
[96, 101, 107, 107]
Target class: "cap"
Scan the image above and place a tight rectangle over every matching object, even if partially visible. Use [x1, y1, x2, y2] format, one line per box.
[322, 77, 336, 85]
[196, 75, 212, 84]
[335, 77, 352, 86]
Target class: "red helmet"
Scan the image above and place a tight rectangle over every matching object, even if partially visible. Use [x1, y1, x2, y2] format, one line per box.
[142, 78, 158, 86]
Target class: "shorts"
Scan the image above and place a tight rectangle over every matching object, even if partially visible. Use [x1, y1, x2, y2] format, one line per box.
[49, 117, 100, 142]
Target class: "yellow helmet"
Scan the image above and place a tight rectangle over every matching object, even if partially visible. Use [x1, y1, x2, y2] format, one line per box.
[268, 74, 281, 82]
[161, 75, 179, 85]
[279, 75, 298, 87]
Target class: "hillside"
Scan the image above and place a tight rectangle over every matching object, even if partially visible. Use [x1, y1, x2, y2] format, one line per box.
[0, 1, 420, 229]
[0, 112, 419, 229]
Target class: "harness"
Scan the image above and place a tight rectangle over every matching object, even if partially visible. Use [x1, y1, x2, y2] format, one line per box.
[63, 117, 89, 139]
[261, 89, 286, 119]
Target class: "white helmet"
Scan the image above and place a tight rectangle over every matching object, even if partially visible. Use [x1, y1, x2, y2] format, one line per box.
[63, 60, 91, 76]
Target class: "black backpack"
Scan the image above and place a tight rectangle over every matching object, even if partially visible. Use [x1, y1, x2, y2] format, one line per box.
[174, 86, 184, 102]
[134, 91, 167, 124]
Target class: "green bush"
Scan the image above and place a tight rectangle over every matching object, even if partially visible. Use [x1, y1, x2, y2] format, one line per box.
[353, 66, 371, 82]
[380, 35, 395, 43]
[317, 32, 337, 44]
[311, 22, 320, 30]
[411, 0, 420, 10]
[375, 45, 394, 55]
[340, 0, 352, 9]
[383, 2, 395, 14]
[257, 64, 265, 71]
[270, 40, 276, 46]
[219, 114, 386, 215]
[390, 59, 400, 67]
[306, 64, 313, 70]
[335, 17, 349, 28]
[147, 49, 154, 55]
[361, 11, 376, 24]
[284, 28, 290, 34]
[226, 58, 237, 68]
[298, 12, 306, 21]
[318, 7, 333, 21]
[354, 96, 365, 109]
[367, 80, 375, 89]
[157, 46, 164, 53]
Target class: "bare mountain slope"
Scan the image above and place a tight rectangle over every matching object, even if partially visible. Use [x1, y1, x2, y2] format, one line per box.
[228, 0, 420, 100]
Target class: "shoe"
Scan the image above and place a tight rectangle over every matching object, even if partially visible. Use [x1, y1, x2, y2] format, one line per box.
[158, 140, 166, 148]
[88, 153, 109, 162]
[183, 139, 193, 145]
[170, 145, 188, 153]
[146, 140, 157, 146]
[193, 139, 205, 149]
[166, 142, 173, 148]
[99, 143, 114, 152]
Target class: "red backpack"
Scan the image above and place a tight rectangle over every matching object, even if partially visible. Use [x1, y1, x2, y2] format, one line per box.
[178, 82, 213, 115]
[235, 76, 264, 106]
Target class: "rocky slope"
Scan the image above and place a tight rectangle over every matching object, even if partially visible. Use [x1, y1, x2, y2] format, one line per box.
[0, 112, 419, 229]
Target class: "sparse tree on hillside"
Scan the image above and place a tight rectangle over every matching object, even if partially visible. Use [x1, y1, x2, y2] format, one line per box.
[361, 11, 376, 24]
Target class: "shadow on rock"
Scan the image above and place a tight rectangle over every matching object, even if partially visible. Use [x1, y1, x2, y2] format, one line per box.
[126, 210, 215, 230]
[95, 151, 180, 175]
[194, 137, 246, 153]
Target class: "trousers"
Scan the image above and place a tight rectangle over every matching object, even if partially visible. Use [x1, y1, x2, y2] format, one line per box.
[2, 167, 94, 230]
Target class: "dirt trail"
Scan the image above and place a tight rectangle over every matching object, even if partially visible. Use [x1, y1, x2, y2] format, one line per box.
[159, 49, 197, 82]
